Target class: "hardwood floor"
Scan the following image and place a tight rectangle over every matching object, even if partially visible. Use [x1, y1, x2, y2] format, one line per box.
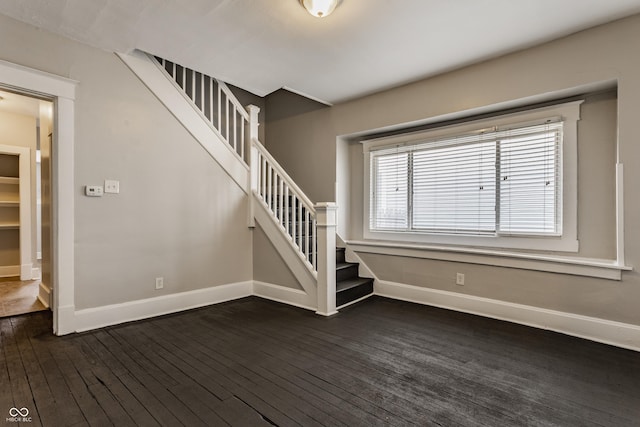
[1, 296, 639, 426]
[0, 277, 46, 318]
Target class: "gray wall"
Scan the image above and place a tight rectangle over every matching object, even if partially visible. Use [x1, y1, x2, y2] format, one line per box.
[253, 223, 302, 290]
[264, 14, 640, 325]
[0, 14, 253, 309]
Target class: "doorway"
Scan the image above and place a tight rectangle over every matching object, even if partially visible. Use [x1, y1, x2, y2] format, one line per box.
[0, 88, 53, 318]
[0, 58, 77, 335]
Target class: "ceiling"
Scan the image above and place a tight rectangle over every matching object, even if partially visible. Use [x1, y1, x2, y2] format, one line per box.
[0, 89, 48, 118]
[1, 0, 640, 104]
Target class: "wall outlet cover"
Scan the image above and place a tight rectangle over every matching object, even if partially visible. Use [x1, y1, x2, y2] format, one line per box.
[104, 180, 120, 194]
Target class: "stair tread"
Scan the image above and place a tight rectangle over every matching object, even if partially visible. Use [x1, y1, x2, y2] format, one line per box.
[336, 277, 373, 292]
[336, 262, 357, 270]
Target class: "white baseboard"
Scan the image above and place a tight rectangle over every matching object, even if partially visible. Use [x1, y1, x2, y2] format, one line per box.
[337, 292, 374, 310]
[74, 281, 252, 333]
[20, 263, 33, 280]
[253, 281, 316, 311]
[0, 265, 19, 278]
[32, 267, 42, 280]
[376, 280, 640, 352]
[55, 304, 77, 336]
[344, 245, 377, 280]
[38, 282, 51, 308]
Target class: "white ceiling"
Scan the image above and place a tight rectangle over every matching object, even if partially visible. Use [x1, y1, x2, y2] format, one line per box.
[0, 89, 46, 118]
[1, 0, 640, 104]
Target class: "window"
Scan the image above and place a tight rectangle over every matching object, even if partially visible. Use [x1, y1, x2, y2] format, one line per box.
[363, 102, 582, 252]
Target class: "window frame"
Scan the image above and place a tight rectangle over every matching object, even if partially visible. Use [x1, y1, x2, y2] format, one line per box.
[363, 101, 583, 253]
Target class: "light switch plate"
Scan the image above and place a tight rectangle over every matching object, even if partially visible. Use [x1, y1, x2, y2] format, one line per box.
[104, 180, 120, 194]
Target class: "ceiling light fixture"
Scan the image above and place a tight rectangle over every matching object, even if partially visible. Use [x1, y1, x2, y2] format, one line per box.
[299, 0, 341, 18]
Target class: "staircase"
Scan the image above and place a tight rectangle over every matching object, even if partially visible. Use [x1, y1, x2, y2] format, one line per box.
[336, 247, 373, 307]
[121, 51, 374, 315]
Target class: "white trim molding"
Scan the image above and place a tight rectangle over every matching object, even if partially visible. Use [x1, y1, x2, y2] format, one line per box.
[347, 240, 631, 280]
[0, 265, 20, 278]
[74, 281, 253, 332]
[362, 101, 583, 253]
[376, 280, 640, 352]
[0, 59, 77, 99]
[38, 282, 51, 308]
[253, 281, 316, 311]
[0, 59, 78, 336]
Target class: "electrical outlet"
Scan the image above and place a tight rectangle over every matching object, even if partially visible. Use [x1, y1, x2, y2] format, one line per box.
[155, 277, 164, 290]
[456, 273, 465, 286]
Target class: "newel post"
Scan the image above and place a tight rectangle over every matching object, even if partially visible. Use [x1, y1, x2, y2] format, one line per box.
[246, 104, 260, 228]
[315, 202, 338, 316]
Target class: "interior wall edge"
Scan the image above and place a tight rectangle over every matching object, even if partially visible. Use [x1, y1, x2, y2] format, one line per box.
[252, 280, 316, 311]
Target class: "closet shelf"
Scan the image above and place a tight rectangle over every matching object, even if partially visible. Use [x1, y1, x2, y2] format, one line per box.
[0, 176, 19, 185]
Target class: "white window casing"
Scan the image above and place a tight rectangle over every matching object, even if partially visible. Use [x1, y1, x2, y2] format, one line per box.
[363, 101, 583, 252]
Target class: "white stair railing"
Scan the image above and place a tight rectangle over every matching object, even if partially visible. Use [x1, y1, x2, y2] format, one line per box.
[151, 55, 250, 163]
[251, 138, 318, 273]
[146, 53, 337, 315]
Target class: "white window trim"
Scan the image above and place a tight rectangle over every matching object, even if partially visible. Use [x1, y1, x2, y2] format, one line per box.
[363, 101, 583, 253]
[345, 239, 631, 281]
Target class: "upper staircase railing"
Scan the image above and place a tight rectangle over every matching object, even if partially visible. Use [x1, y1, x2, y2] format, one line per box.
[152, 56, 249, 163]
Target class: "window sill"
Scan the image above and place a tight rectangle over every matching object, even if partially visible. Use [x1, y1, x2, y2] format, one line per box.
[363, 229, 579, 253]
[345, 240, 631, 281]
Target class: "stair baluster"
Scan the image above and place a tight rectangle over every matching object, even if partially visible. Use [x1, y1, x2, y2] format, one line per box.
[146, 53, 373, 314]
[152, 56, 249, 163]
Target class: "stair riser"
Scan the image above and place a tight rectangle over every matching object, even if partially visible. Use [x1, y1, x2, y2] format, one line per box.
[336, 264, 359, 282]
[336, 248, 346, 264]
[336, 281, 373, 307]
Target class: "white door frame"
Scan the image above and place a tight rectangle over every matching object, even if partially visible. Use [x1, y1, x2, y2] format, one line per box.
[0, 59, 77, 335]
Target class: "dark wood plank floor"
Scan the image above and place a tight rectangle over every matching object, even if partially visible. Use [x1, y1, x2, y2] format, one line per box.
[1, 296, 639, 426]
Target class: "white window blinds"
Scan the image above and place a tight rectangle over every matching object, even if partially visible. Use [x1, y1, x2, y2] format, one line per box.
[413, 140, 497, 234]
[371, 152, 408, 229]
[369, 120, 563, 236]
[498, 123, 561, 235]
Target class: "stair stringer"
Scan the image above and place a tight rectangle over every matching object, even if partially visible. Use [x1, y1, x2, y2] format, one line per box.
[117, 50, 248, 193]
[338, 234, 377, 281]
[254, 193, 318, 308]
